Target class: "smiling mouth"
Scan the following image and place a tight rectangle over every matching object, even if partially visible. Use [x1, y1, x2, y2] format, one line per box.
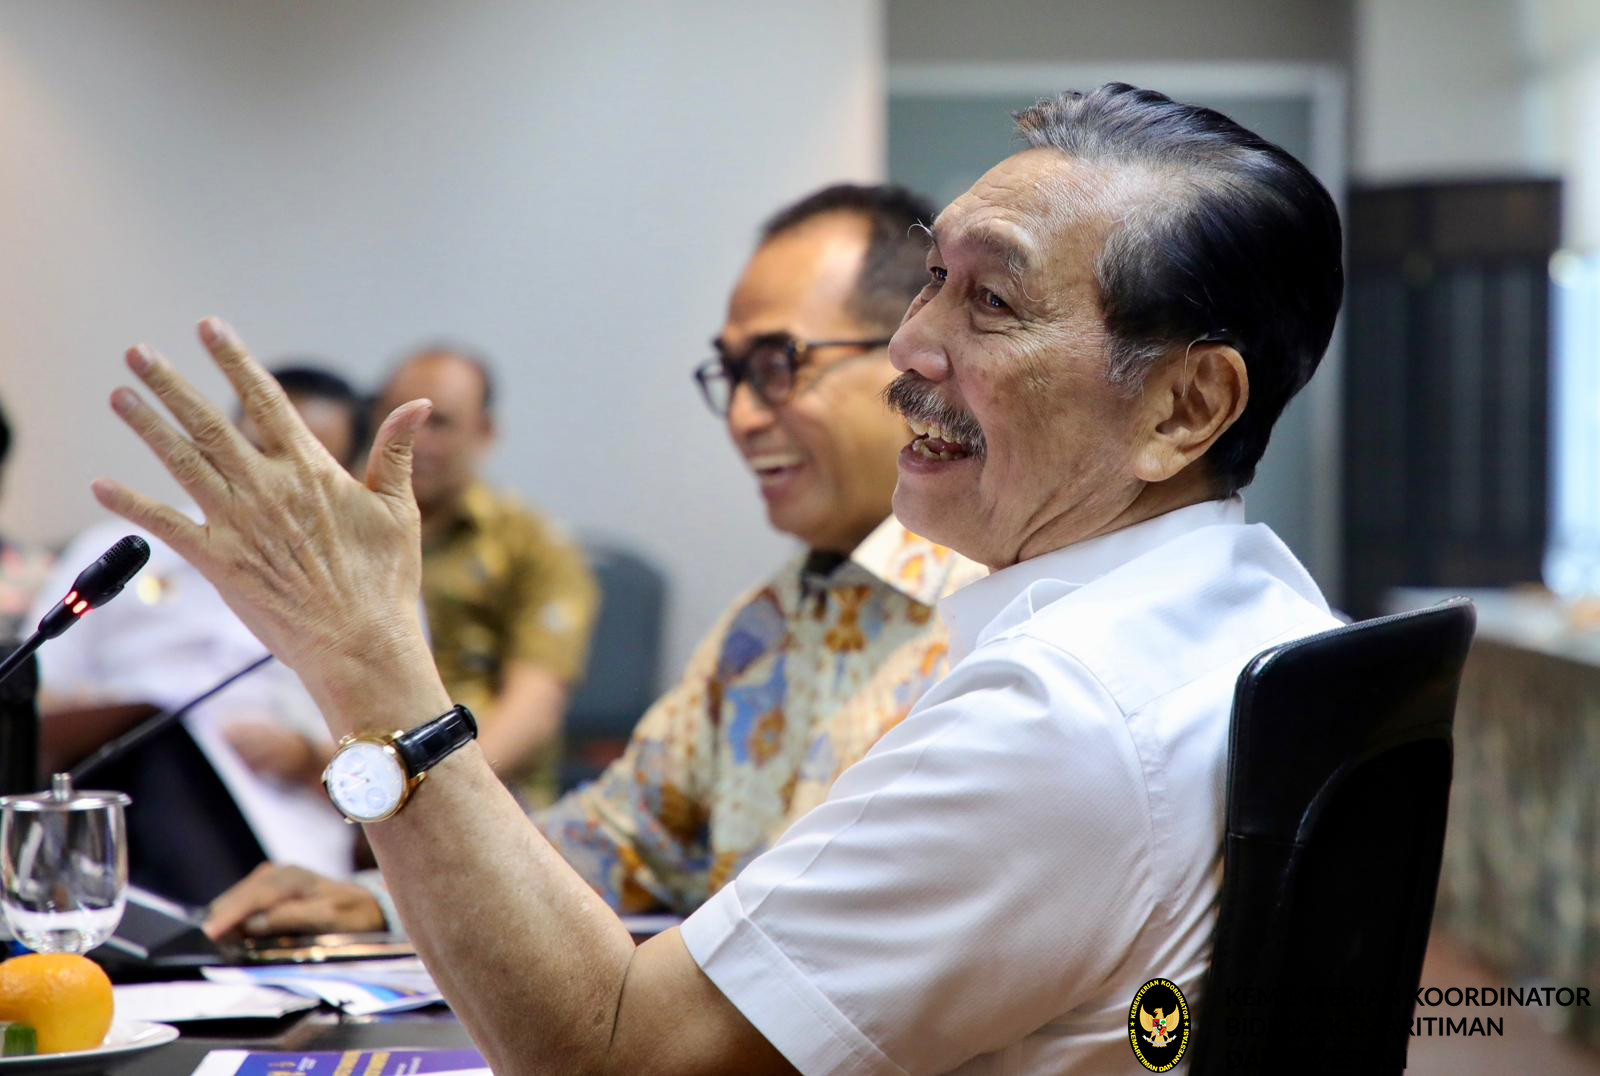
[904, 418, 977, 461]
[747, 454, 807, 487]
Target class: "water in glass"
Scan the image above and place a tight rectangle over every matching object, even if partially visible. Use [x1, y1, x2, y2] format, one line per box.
[0, 775, 130, 954]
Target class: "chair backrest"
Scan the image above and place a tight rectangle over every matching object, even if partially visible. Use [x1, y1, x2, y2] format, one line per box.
[560, 541, 666, 789]
[1190, 597, 1475, 1074]
[87, 720, 266, 906]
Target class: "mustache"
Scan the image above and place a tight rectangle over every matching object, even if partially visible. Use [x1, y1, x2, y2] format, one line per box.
[882, 373, 987, 458]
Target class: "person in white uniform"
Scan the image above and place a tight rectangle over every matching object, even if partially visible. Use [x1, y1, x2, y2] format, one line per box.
[34, 366, 369, 889]
[92, 82, 1346, 1072]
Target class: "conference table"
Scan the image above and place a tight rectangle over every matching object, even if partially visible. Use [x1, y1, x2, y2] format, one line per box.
[20, 910, 680, 1072]
[100, 915, 676, 1071]
[119, 1009, 478, 1074]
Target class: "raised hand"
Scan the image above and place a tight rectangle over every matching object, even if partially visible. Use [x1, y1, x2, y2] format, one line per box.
[92, 318, 441, 732]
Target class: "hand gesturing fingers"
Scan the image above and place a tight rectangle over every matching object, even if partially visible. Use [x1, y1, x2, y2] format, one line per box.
[124, 342, 257, 471]
[196, 318, 327, 460]
[93, 318, 437, 728]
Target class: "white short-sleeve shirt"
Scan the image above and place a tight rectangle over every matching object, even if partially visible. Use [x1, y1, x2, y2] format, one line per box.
[680, 498, 1340, 1074]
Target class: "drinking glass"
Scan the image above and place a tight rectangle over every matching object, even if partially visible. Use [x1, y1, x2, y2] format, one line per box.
[0, 774, 130, 953]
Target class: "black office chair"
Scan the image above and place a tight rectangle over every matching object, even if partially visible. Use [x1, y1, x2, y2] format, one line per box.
[559, 541, 666, 791]
[1190, 597, 1476, 1075]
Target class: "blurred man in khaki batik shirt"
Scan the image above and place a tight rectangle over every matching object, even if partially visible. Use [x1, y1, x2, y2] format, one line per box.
[377, 347, 599, 806]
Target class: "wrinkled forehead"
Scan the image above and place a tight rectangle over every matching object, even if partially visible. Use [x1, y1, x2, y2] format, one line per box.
[932, 149, 1118, 293]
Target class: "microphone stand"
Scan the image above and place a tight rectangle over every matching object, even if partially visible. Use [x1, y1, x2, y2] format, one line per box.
[0, 635, 45, 691]
[0, 643, 40, 795]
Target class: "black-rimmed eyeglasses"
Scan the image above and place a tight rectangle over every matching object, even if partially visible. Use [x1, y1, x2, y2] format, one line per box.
[692, 334, 892, 417]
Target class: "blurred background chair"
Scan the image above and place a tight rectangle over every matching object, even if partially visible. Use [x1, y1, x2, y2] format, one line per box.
[1191, 596, 1476, 1074]
[75, 720, 267, 908]
[560, 541, 667, 792]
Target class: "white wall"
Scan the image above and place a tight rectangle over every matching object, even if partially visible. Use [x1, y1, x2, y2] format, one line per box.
[1353, 0, 1600, 243]
[888, 0, 1352, 64]
[1523, 1, 1600, 247]
[0, 2, 885, 683]
[1353, 0, 1537, 182]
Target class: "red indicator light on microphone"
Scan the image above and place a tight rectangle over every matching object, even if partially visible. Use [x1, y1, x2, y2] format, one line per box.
[64, 590, 78, 606]
[72, 600, 89, 616]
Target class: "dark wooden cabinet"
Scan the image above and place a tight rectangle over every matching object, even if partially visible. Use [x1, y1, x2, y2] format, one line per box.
[1342, 180, 1559, 617]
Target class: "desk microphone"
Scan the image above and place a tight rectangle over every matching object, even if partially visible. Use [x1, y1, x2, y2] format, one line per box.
[0, 535, 150, 689]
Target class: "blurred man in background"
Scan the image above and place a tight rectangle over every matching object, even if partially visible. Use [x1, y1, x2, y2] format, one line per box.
[374, 346, 598, 806]
[33, 365, 370, 901]
[205, 183, 987, 936]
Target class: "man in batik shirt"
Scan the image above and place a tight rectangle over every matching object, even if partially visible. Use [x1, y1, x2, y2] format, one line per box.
[542, 517, 978, 911]
[204, 183, 984, 934]
[374, 348, 600, 807]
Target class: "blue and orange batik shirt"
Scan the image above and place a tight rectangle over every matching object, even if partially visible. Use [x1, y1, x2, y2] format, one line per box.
[536, 516, 985, 913]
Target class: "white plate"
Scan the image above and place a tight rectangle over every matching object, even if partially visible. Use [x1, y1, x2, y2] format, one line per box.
[0, 1020, 179, 1070]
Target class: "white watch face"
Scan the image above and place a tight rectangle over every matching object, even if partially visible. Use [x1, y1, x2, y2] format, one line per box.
[326, 741, 408, 822]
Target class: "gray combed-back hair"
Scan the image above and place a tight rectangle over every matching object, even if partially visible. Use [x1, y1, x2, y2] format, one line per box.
[1014, 83, 1343, 495]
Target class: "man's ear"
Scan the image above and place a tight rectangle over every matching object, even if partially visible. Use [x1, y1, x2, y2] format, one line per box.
[1131, 343, 1248, 484]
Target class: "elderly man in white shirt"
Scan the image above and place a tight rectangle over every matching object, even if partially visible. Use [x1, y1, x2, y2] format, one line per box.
[92, 82, 1344, 1072]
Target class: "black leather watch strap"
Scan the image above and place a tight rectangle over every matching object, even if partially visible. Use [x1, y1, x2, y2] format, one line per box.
[394, 704, 478, 778]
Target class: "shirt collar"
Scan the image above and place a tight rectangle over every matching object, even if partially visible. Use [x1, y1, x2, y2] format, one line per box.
[438, 482, 495, 538]
[798, 515, 969, 608]
[939, 496, 1246, 660]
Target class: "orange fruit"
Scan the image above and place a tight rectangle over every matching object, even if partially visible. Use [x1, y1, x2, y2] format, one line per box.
[0, 954, 114, 1054]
